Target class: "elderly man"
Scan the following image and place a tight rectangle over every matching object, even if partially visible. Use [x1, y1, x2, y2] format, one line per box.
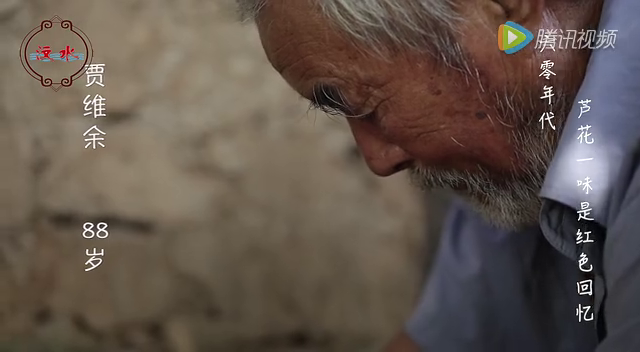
[237, 0, 640, 351]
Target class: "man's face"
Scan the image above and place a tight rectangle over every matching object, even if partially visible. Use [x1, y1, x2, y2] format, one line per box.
[254, 0, 594, 229]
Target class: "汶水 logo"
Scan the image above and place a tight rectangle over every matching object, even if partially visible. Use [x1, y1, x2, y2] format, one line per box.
[19, 15, 94, 91]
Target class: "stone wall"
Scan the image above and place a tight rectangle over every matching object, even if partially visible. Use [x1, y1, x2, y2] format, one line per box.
[0, 1, 428, 351]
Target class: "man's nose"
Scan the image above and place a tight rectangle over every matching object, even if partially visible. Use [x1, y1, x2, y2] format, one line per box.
[347, 120, 414, 177]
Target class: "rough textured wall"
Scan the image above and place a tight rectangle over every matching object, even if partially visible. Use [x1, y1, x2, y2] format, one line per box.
[0, 1, 427, 351]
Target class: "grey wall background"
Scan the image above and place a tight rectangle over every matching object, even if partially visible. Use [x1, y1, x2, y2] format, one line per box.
[0, 1, 447, 351]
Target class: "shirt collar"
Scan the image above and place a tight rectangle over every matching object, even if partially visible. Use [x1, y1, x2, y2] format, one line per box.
[540, 0, 640, 227]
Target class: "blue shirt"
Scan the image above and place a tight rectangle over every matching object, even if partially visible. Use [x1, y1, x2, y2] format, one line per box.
[407, 199, 596, 351]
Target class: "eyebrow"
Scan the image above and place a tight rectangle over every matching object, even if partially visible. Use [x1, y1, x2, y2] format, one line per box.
[308, 83, 356, 116]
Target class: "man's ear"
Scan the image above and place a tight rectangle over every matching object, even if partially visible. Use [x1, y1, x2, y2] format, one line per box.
[485, 0, 544, 25]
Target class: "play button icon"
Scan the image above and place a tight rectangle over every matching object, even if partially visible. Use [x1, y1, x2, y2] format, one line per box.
[508, 31, 518, 44]
[498, 21, 534, 54]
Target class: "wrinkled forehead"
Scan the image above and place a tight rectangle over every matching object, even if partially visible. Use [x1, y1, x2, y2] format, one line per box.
[255, 0, 399, 99]
[255, 0, 358, 73]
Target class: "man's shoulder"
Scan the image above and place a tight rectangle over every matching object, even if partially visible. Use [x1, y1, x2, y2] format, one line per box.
[606, 140, 640, 227]
[593, 140, 640, 351]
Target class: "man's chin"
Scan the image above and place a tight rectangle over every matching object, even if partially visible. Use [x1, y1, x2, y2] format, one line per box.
[408, 169, 541, 231]
[461, 186, 542, 231]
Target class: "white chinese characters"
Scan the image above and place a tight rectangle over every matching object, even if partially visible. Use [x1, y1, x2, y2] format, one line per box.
[572, 97, 597, 324]
[535, 29, 618, 51]
[83, 125, 106, 149]
[85, 63, 105, 87]
[83, 222, 109, 271]
[82, 63, 107, 149]
[82, 64, 110, 272]
[576, 304, 594, 322]
[539, 62, 557, 131]
[83, 94, 107, 118]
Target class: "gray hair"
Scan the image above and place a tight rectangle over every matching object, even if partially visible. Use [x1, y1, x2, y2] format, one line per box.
[235, 0, 470, 71]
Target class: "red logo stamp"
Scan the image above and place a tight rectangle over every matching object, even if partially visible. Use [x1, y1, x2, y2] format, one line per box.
[19, 15, 94, 91]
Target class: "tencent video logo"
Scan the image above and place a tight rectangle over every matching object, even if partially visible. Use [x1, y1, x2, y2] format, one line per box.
[498, 22, 534, 54]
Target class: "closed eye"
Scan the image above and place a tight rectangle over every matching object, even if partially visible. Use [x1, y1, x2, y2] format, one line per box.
[307, 83, 370, 120]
